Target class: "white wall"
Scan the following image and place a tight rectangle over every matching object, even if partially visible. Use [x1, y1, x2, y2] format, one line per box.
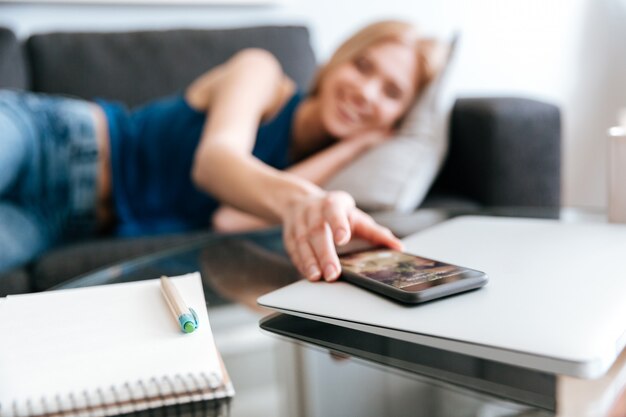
[1, 0, 625, 209]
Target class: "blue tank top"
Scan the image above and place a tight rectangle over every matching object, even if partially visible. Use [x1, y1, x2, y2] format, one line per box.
[99, 91, 302, 236]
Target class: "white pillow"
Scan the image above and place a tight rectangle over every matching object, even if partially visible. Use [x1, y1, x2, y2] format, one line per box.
[324, 34, 460, 213]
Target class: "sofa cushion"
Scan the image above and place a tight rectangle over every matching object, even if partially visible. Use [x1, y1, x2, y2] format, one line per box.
[26, 26, 317, 108]
[0, 27, 29, 90]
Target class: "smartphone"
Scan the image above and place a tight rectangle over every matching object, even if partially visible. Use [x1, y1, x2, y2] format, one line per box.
[339, 248, 488, 304]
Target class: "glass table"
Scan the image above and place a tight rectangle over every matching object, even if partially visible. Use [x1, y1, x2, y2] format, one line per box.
[52, 207, 625, 417]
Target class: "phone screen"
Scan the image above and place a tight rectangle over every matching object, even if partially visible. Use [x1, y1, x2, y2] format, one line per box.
[340, 249, 480, 292]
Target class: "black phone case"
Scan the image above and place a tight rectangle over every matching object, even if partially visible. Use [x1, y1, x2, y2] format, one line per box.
[340, 261, 488, 304]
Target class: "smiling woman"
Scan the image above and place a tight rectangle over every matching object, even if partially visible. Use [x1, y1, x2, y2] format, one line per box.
[213, 20, 445, 230]
[0, 19, 445, 283]
[314, 41, 418, 139]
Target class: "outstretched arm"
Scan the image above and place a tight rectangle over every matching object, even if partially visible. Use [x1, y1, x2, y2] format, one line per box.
[190, 49, 315, 222]
[212, 131, 390, 232]
[189, 49, 402, 281]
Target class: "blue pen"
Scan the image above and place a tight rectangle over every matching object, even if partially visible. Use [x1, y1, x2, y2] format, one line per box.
[160, 276, 199, 333]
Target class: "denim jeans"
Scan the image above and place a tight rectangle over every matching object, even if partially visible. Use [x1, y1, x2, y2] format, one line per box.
[0, 90, 99, 273]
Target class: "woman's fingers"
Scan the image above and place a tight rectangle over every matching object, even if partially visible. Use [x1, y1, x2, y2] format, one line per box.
[282, 191, 352, 282]
[322, 192, 354, 246]
[294, 214, 322, 281]
[283, 191, 402, 283]
[313, 223, 341, 281]
[306, 206, 341, 281]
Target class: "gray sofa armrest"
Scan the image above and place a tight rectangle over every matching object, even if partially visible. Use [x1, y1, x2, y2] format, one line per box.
[0, 268, 32, 296]
[0, 27, 29, 90]
[434, 97, 561, 207]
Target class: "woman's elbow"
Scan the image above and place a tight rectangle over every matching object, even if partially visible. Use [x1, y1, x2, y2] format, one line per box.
[191, 142, 238, 193]
[191, 163, 203, 189]
[212, 208, 243, 233]
[191, 160, 206, 190]
[191, 148, 216, 192]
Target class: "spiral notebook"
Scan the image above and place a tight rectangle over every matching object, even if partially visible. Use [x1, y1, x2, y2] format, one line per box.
[0, 272, 234, 417]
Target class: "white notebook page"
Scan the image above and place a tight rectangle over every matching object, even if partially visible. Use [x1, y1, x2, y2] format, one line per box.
[0, 273, 229, 416]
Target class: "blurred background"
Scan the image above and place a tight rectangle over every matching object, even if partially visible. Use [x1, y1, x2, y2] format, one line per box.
[1, 0, 625, 211]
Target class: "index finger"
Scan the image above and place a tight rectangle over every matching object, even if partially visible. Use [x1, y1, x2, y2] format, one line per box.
[322, 192, 355, 246]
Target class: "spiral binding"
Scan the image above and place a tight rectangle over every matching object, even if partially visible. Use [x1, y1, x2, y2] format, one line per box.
[2, 372, 231, 417]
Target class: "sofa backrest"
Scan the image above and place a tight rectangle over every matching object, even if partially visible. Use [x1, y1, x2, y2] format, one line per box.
[2, 25, 316, 108]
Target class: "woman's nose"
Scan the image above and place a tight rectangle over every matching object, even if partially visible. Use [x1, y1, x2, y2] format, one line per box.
[354, 79, 380, 107]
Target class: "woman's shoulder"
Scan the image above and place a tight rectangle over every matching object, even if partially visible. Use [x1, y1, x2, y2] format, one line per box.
[230, 48, 283, 70]
[185, 48, 293, 114]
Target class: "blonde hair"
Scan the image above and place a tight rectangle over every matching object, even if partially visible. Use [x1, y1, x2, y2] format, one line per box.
[310, 20, 447, 99]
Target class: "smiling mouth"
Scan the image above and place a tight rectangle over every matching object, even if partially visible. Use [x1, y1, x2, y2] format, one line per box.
[337, 101, 360, 125]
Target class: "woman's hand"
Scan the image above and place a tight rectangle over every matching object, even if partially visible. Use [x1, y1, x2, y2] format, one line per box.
[282, 190, 403, 282]
[343, 128, 393, 150]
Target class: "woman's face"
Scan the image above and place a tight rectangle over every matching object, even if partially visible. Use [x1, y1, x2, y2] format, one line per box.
[318, 41, 418, 139]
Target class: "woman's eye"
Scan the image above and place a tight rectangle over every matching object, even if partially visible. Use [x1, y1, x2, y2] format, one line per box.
[354, 56, 372, 74]
[384, 84, 402, 100]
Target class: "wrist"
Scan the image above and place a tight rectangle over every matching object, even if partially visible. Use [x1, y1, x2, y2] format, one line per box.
[348, 130, 391, 153]
[340, 137, 373, 158]
[275, 175, 325, 219]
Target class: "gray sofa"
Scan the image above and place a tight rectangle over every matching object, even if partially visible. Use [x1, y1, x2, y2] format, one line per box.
[0, 25, 561, 295]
